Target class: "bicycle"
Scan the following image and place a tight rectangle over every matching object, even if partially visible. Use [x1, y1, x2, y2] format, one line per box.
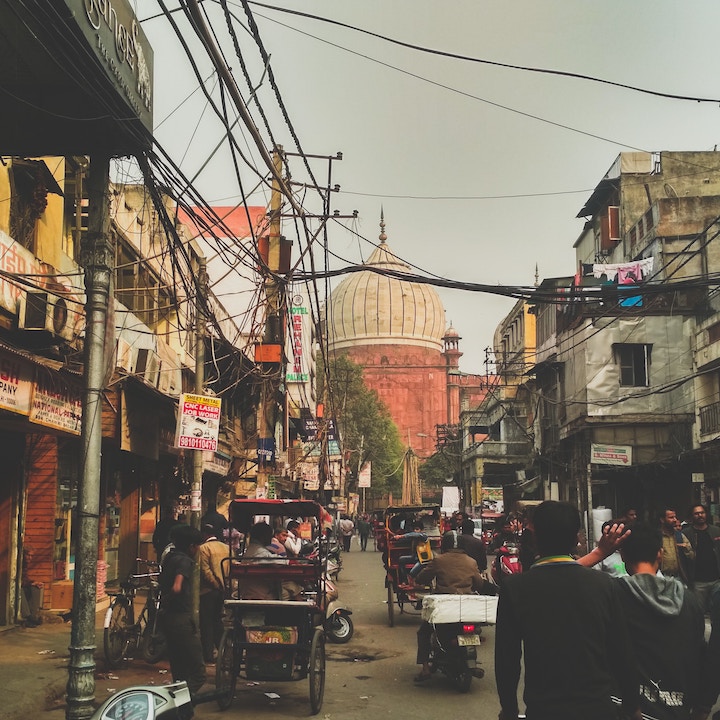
[103, 558, 167, 668]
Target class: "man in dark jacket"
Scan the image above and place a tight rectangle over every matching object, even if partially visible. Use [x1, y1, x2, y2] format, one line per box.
[495, 500, 641, 720]
[684, 505, 720, 612]
[159, 524, 206, 697]
[458, 518, 487, 572]
[413, 530, 496, 683]
[617, 523, 705, 720]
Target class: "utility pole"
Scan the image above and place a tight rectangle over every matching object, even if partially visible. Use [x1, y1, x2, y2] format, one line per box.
[190, 256, 207, 622]
[256, 146, 284, 493]
[66, 155, 112, 720]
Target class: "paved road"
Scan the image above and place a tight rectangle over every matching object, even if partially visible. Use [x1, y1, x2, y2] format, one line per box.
[194, 542, 501, 719]
[7, 542, 501, 719]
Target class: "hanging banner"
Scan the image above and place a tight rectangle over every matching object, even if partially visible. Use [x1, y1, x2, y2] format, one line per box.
[358, 461, 372, 488]
[175, 393, 221, 450]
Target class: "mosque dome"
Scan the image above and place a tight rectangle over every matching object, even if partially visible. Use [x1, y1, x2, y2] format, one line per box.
[327, 215, 446, 352]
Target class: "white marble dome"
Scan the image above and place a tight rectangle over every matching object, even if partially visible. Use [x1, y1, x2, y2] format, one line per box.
[327, 218, 446, 352]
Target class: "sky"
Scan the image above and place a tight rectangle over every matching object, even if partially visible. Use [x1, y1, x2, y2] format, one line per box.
[136, 1, 720, 374]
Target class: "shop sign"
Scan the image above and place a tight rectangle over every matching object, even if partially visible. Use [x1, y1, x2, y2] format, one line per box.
[30, 375, 82, 434]
[65, 0, 154, 131]
[0, 351, 33, 415]
[590, 443, 632, 466]
[301, 462, 319, 491]
[175, 393, 221, 451]
[203, 451, 231, 476]
[358, 461, 372, 488]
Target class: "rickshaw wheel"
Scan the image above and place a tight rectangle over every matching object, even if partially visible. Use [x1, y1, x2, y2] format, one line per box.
[387, 584, 395, 627]
[309, 627, 326, 714]
[216, 629, 237, 710]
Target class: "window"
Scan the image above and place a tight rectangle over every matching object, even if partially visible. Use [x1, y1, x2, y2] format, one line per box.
[115, 237, 161, 328]
[614, 343, 651, 387]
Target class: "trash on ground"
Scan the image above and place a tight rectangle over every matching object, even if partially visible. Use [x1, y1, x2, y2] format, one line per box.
[37, 649, 56, 655]
[264, 692, 280, 699]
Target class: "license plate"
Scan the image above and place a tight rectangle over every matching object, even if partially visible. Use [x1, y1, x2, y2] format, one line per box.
[457, 634, 481, 646]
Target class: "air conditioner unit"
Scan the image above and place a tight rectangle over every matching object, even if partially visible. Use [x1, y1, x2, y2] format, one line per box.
[18, 290, 75, 341]
[116, 337, 135, 373]
[134, 347, 160, 387]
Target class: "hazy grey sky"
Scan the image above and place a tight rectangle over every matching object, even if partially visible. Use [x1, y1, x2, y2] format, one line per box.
[139, 1, 720, 373]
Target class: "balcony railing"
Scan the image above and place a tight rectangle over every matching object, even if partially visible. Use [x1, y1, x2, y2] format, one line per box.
[700, 400, 720, 435]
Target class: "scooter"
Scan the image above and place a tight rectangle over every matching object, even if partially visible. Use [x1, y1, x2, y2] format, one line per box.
[91, 681, 194, 720]
[491, 542, 522, 584]
[319, 573, 354, 643]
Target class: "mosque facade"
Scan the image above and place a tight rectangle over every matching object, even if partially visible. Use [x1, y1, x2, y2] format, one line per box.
[326, 216, 486, 460]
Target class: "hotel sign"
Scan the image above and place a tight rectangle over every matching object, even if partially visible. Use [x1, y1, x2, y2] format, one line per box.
[66, 0, 154, 131]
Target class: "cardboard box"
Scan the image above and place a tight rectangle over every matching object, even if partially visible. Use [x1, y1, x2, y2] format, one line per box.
[421, 594, 498, 624]
[51, 580, 74, 610]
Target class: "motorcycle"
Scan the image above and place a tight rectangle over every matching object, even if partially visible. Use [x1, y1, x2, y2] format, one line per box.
[491, 542, 522, 584]
[422, 594, 494, 693]
[91, 681, 194, 720]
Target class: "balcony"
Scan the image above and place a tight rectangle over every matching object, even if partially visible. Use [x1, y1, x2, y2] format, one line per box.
[464, 439, 532, 462]
[700, 400, 720, 436]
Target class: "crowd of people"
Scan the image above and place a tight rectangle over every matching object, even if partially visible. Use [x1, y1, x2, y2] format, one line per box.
[495, 501, 720, 720]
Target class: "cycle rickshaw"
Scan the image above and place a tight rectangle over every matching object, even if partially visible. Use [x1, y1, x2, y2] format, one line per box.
[215, 499, 330, 714]
[383, 504, 442, 626]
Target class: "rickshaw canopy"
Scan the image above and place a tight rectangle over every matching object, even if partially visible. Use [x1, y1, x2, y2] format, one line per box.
[229, 499, 328, 533]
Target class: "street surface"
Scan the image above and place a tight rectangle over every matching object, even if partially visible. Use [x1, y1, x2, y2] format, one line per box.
[193, 540, 501, 718]
[29, 541, 501, 720]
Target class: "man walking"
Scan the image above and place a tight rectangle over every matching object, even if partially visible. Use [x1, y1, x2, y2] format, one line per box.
[357, 514, 372, 551]
[198, 523, 228, 665]
[684, 504, 720, 612]
[659, 507, 694, 584]
[339, 515, 355, 552]
[617, 522, 705, 720]
[495, 500, 641, 720]
[159, 524, 206, 698]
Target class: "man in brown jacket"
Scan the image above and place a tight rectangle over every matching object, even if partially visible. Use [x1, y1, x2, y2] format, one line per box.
[413, 530, 497, 682]
[198, 523, 229, 664]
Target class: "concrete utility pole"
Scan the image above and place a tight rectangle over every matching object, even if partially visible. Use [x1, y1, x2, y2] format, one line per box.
[66, 155, 112, 720]
[190, 256, 208, 622]
[256, 146, 284, 493]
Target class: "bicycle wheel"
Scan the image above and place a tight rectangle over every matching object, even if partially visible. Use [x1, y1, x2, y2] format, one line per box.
[215, 629, 237, 711]
[387, 583, 395, 627]
[140, 617, 167, 664]
[309, 627, 325, 715]
[104, 598, 132, 669]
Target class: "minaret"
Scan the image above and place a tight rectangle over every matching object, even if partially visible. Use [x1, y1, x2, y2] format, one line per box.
[442, 323, 462, 426]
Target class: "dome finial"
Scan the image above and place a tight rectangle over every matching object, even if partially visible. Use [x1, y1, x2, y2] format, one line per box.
[379, 207, 387, 244]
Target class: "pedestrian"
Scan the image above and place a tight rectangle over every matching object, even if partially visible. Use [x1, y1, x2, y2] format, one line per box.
[684, 504, 720, 613]
[619, 506, 639, 526]
[659, 507, 695, 584]
[413, 530, 497, 683]
[495, 500, 641, 720]
[617, 522, 706, 720]
[357, 514, 372, 551]
[198, 523, 228, 665]
[284, 520, 304, 557]
[152, 503, 182, 562]
[159, 524, 206, 698]
[458, 518, 487, 572]
[339, 515, 354, 552]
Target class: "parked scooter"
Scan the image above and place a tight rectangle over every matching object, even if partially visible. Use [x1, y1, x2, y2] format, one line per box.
[321, 574, 353, 643]
[91, 681, 194, 720]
